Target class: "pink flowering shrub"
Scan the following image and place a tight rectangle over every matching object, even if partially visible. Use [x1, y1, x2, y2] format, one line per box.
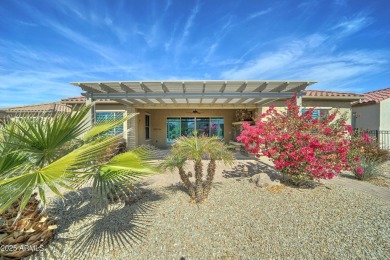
[237, 95, 352, 182]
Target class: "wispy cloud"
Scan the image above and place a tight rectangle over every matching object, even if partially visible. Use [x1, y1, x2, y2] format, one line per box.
[332, 14, 373, 36]
[246, 8, 272, 21]
[164, 0, 172, 12]
[182, 0, 201, 40]
[220, 32, 388, 91]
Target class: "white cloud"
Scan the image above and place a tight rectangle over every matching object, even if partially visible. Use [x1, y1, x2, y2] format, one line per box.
[332, 15, 373, 36]
[246, 8, 272, 21]
[182, 0, 201, 40]
[220, 32, 388, 92]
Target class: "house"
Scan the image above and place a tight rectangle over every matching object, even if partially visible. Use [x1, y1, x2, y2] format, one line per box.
[352, 87, 390, 131]
[0, 102, 71, 123]
[62, 80, 363, 149]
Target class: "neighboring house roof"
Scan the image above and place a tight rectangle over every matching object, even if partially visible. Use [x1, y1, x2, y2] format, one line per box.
[0, 102, 71, 114]
[61, 96, 115, 104]
[352, 87, 390, 105]
[305, 90, 363, 99]
[61, 96, 85, 102]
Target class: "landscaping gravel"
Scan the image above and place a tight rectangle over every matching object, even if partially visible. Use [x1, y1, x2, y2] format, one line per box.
[30, 179, 389, 259]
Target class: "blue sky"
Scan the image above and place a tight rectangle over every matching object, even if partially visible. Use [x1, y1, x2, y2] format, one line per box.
[1, 0, 389, 107]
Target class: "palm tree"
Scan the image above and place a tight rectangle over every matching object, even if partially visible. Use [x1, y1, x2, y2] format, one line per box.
[0, 105, 159, 258]
[162, 133, 233, 203]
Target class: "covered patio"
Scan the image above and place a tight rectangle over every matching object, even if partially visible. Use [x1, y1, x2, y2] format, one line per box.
[69, 80, 316, 148]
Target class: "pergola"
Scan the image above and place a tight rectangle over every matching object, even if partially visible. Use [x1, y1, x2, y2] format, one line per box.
[71, 80, 316, 108]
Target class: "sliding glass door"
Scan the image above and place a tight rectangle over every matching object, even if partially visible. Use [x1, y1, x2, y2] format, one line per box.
[167, 117, 224, 144]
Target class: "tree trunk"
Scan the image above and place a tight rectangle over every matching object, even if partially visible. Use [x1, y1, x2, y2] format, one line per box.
[0, 193, 56, 259]
[178, 166, 195, 200]
[203, 159, 216, 199]
[194, 160, 203, 202]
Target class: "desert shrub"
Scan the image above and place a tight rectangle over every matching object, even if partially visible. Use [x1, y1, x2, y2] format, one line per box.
[353, 156, 381, 180]
[237, 95, 352, 183]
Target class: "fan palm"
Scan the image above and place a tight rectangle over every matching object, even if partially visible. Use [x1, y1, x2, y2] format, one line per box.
[0, 105, 159, 258]
[162, 133, 233, 203]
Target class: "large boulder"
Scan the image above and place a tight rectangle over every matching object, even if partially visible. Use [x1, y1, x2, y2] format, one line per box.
[250, 172, 281, 188]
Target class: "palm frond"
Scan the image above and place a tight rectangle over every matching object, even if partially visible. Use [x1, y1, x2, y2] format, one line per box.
[3, 105, 91, 167]
[92, 145, 159, 202]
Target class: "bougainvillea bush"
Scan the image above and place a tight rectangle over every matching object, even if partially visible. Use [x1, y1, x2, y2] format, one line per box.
[237, 95, 353, 183]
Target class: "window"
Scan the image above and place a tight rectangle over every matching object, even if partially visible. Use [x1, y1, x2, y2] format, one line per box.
[167, 117, 224, 144]
[167, 118, 181, 143]
[301, 109, 329, 122]
[145, 114, 150, 140]
[95, 112, 124, 136]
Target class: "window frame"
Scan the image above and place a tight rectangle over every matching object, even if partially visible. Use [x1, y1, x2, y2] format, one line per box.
[95, 111, 125, 137]
[166, 117, 224, 144]
[145, 113, 150, 141]
[301, 108, 330, 122]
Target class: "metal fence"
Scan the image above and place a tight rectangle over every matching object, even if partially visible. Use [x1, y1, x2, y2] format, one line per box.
[354, 129, 390, 150]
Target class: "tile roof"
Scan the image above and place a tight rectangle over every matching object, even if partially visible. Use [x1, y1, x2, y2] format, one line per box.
[0, 102, 71, 113]
[61, 96, 86, 102]
[304, 90, 363, 98]
[358, 87, 390, 104]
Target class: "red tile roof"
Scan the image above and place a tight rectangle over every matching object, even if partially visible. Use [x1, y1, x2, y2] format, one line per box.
[61, 96, 86, 102]
[0, 102, 71, 113]
[304, 90, 363, 98]
[358, 87, 390, 104]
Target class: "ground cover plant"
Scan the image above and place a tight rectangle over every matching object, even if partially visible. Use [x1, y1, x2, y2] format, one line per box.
[0, 106, 158, 258]
[237, 95, 354, 184]
[162, 134, 233, 203]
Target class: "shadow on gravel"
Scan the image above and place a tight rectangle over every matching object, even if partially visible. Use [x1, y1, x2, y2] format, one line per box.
[163, 181, 225, 198]
[222, 161, 281, 180]
[37, 187, 164, 259]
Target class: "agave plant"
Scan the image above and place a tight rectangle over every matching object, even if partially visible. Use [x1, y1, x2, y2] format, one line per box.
[0, 105, 159, 258]
[162, 133, 233, 203]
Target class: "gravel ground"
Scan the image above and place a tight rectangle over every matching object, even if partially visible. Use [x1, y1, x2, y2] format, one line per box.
[29, 178, 389, 260]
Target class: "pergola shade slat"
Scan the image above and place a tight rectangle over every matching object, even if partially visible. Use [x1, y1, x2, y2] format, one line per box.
[72, 80, 316, 106]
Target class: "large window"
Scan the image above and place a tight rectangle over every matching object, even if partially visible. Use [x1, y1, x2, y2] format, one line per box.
[145, 114, 150, 140]
[167, 117, 224, 144]
[95, 112, 124, 136]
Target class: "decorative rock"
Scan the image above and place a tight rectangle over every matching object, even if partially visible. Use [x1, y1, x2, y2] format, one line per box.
[250, 173, 281, 187]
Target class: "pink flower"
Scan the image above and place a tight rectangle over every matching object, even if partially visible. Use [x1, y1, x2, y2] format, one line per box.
[355, 168, 364, 175]
[353, 157, 360, 162]
[346, 125, 353, 134]
[362, 133, 371, 143]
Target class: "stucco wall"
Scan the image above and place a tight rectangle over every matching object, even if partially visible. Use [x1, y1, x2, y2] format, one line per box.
[93, 99, 356, 148]
[259, 99, 354, 124]
[136, 109, 236, 148]
[380, 98, 390, 130]
[352, 104, 380, 130]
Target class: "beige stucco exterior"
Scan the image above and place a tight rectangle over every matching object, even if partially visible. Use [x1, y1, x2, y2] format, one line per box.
[352, 98, 390, 131]
[259, 99, 354, 125]
[380, 98, 390, 130]
[92, 98, 355, 149]
[352, 103, 380, 130]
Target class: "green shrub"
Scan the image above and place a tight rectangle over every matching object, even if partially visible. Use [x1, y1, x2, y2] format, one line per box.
[354, 156, 381, 180]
